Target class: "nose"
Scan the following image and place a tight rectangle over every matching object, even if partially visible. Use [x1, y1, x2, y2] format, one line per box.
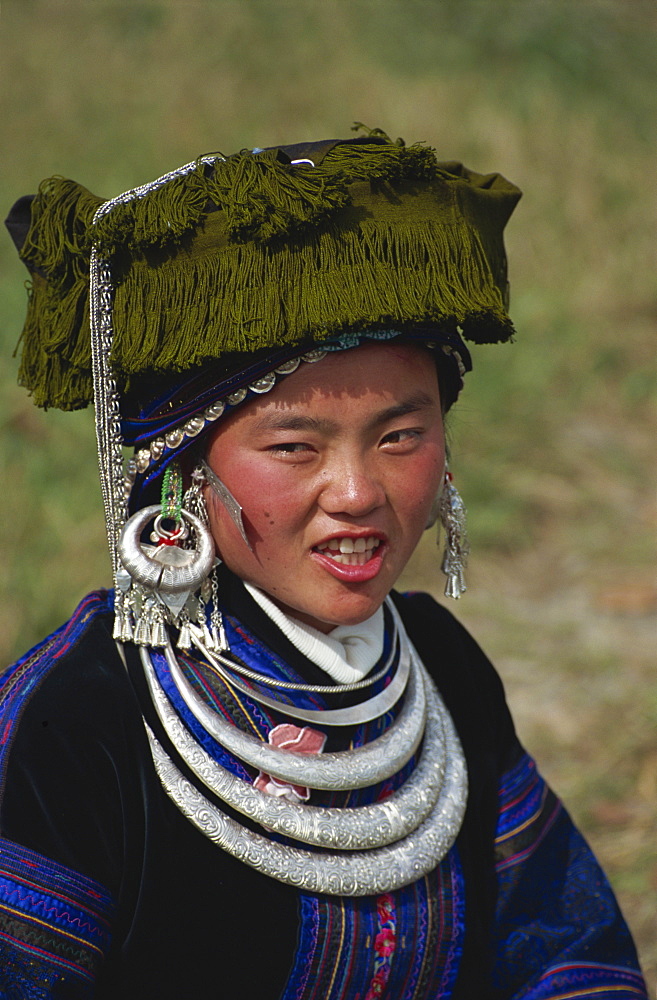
[317, 454, 386, 518]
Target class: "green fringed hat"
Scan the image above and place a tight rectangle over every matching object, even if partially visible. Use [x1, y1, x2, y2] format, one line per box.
[6, 131, 521, 413]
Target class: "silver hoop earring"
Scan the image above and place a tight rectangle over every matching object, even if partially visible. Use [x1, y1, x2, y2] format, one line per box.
[118, 504, 214, 594]
[114, 463, 216, 646]
[438, 471, 469, 599]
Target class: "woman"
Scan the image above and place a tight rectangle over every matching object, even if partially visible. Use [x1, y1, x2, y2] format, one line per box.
[1, 132, 646, 997]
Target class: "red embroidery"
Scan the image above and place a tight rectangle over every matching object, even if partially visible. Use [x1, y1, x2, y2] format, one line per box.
[235, 627, 255, 645]
[365, 893, 396, 999]
[374, 927, 396, 957]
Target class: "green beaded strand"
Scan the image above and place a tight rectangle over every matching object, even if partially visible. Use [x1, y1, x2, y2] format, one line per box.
[161, 462, 183, 525]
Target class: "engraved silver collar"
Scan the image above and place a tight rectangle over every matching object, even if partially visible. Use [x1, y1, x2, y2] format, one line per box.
[141, 604, 469, 895]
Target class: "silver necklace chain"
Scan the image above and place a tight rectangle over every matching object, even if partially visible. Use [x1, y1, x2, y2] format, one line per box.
[163, 598, 410, 729]
[191, 627, 396, 694]
[190, 624, 408, 727]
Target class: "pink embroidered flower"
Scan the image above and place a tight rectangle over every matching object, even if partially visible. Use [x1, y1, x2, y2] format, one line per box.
[254, 724, 326, 804]
[268, 724, 326, 754]
[374, 926, 396, 957]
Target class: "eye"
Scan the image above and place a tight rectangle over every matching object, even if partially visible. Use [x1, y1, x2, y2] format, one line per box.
[380, 428, 422, 448]
[268, 441, 314, 455]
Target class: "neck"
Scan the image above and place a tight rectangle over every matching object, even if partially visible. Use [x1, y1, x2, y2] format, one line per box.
[244, 582, 385, 685]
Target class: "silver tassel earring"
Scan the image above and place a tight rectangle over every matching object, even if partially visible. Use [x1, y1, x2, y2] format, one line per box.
[179, 467, 227, 654]
[438, 470, 469, 599]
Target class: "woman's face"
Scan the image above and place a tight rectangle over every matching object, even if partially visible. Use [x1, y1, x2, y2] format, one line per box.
[204, 342, 445, 633]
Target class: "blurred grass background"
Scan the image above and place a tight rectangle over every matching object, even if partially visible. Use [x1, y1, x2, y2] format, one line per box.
[2, 0, 656, 981]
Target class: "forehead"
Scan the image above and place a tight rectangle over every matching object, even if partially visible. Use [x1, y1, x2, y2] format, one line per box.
[238, 342, 441, 418]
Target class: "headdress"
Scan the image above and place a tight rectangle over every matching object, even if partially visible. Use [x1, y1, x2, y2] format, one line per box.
[7, 129, 520, 535]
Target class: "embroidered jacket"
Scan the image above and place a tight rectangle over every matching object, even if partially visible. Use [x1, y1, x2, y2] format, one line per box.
[0, 577, 646, 998]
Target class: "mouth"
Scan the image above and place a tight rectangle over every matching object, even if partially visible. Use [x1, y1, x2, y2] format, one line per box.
[313, 536, 381, 566]
[312, 536, 383, 566]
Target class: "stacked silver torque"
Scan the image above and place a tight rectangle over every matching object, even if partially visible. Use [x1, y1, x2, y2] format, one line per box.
[141, 602, 468, 895]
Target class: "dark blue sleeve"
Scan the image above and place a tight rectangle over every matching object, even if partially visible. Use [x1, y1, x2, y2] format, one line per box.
[0, 593, 122, 997]
[492, 752, 647, 999]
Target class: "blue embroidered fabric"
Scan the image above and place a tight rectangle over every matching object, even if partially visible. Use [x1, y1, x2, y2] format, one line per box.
[492, 753, 646, 999]
[0, 837, 114, 999]
[0, 593, 117, 999]
[282, 850, 466, 1000]
[0, 592, 114, 794]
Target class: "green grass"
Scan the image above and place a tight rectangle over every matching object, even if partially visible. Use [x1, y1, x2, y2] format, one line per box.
[2, 0, 656, 981]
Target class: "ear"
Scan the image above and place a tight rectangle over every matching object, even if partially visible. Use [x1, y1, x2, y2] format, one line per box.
[424, 457, 449, 530]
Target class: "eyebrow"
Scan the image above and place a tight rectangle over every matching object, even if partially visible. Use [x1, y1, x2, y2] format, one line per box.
[252, 392, 438, 435]
[369, 392, 437, 429]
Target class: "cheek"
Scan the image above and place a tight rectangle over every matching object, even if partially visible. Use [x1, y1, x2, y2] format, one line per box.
[395, 448, 445, 519]
[209, 453, 309, 532]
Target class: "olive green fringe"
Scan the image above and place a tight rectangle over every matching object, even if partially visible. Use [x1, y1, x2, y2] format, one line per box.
[110, 220, 512, 374]
[17, 139, 513, 410]
[19, 176, 103, 278]
[18, 218, 511, 409]
[88, 140, 445, 253]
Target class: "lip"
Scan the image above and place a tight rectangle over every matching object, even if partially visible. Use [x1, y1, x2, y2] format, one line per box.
[310, 537, 387, 583]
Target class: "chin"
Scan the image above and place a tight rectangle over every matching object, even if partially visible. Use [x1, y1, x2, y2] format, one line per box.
[289, 592, 386, 633]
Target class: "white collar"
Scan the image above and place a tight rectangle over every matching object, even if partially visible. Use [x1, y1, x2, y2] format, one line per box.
[244, 583, 384, 685]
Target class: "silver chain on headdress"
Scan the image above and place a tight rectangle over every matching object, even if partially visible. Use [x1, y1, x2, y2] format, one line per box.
[89, 161, 223, 574]
[90, 155, 221, 584]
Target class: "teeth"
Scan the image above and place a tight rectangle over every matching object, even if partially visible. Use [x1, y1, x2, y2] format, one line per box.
[330, 552, 371, 565]
[315, 537, 381, 562]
